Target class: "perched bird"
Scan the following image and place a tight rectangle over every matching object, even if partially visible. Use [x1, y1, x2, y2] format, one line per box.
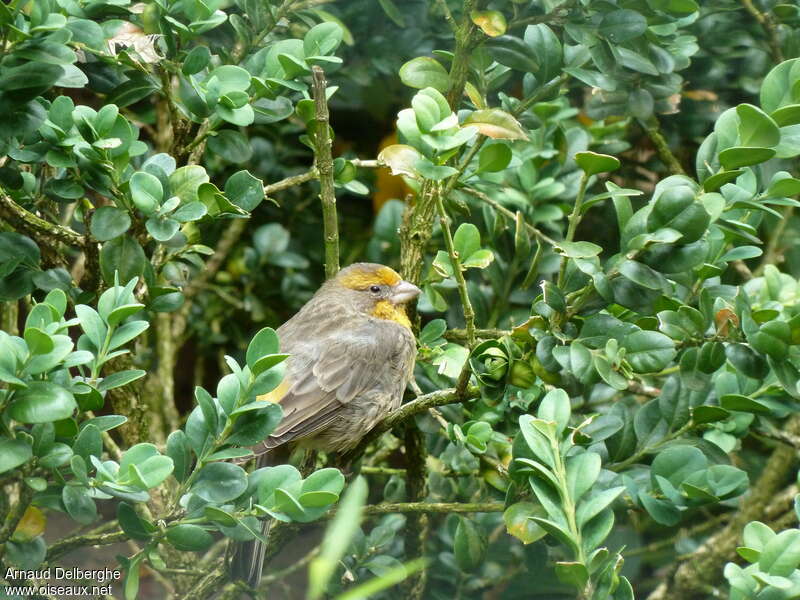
[230, 262, 420, 588]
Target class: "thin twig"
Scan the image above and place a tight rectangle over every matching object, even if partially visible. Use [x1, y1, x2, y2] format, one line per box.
[740, 0, 784, 63]
[86, 410, 123, 462]
[434, 185, 476, 348]
[754, 206, 794, 276]
[461, 187, 558, 246]
[350, 158, 380, 168]
[558, 172, 589, 287]
[641, 117, 685, 175]
[361, 501, 504, 516]
[444, 328, 509, 342]
[311, 66, 340, 279]
[264, 169, 317, 197]
[348, 386, 480, 460]
[46, 530, 128, 562]
[511, 73, 569, 117]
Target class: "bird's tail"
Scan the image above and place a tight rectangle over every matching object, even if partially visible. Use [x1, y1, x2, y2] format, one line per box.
[230, 518, 272, 589]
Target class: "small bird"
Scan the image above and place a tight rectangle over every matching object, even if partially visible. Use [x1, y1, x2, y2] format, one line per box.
[230, 262, 420, 588]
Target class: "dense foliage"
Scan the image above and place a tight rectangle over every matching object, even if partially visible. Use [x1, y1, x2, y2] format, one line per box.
[2, 1, 800, 599]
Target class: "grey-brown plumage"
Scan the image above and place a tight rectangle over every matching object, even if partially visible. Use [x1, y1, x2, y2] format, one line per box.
[230, 263, 419, 589]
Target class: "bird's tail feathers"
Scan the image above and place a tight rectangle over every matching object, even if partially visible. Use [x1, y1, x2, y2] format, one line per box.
[230, 518, 272, 590]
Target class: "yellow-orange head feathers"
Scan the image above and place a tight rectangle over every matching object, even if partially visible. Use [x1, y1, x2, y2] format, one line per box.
[337, 264, 402, 290]
[331, 263, 420, 328]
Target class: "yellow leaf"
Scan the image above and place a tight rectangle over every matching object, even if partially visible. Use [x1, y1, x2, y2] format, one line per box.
[470, 10, 508, 37]
[13, 506, 46, 542]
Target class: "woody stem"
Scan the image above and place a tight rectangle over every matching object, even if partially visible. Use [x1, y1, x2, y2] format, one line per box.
[311, 65, 340, 280]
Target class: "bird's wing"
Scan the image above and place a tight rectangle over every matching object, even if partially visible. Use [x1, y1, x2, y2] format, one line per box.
[251, 317, 414, 454]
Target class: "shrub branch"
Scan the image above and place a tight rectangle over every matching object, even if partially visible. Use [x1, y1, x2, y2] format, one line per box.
[0, 191, 85, 248]
[311, 65, 340, 279]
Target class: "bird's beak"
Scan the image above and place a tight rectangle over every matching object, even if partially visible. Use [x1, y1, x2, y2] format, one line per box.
[391, 280, 421, 304]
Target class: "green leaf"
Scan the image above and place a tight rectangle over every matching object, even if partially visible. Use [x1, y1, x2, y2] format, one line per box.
[304, 22, 344, 55]
[98, 370, 146, 392]
[759, 529, 800, 576]
[743, 521, 776, 552]
[399, 58, 451, 92]
[760, 59, 800, 114]
[106, 304, 145, 327]
[525, 24, 563, 82]
[503, 502, 546, 544]
[129, 172, 162, 215]
[99, 237, 146, 285]
[555, 561, 589, 589]
[719, 393, 771, 414]
[24, 327, 53, 355]
[8, 382, 77, 423]
[225, 170, 264, 212]
[166, 524, 214, 551]
[576, 486, 625, 528]
[169, 165, 210, 204]
[488, 35, 539, 72]
[246, 327, 280, 369]
[131, 455, 174, 489]
[377, 0, 405, 26]
[207, 65, 252, 94]
[647, 187, 710, 244]
[62, 485, 97, 525]
[554, 241, 603, 258]
[412, 93, 442, 133]
[110, 321, 149, 350]
[737, 104, 780, 147]
[462, 249, 494, 269]
[599, 9, 647, 43]
[618, 260, 667, 290]
[647, 0, 699, 13]
[192, 462, 248, 503]
[624, 331, 676, 373]
[91, 206, 131, 241]
[616, 47, 659, 75]
[74, 424, 102, 462]
[750, 320, 791, 360]
[227, 403, 283, 445]
[719, 146, 776, 170]
[182, 45, 211, 75]
[146, 216, 180, 242]
[453, 516, 487, 571]
[720, 246, 762, 262]
[117, 502, 155, 541]
[565, 452, 601, 502]
[308, 476, 368, 600]
[302, 468, 345, 497]
[575, 152, 620, 176]
[771, 104, 800, 127]
[207, 130, 252, 163]
[75, 305, 107, 350]
[478, 144, 512, 173]
[453, 223, 481, 260]
[166, 431, 191, 483]
[537, 388, 570, 433]
[120, 443, 159, 475]
[0, 438, 33, 474]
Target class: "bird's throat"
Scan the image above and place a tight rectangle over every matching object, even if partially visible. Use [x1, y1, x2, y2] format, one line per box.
[372, 300, 412, 329]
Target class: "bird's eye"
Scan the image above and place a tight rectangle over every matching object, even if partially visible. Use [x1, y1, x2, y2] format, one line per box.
[369, 285, 381, 294]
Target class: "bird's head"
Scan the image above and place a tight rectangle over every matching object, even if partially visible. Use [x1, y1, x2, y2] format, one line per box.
[330, 263, 421, 327]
